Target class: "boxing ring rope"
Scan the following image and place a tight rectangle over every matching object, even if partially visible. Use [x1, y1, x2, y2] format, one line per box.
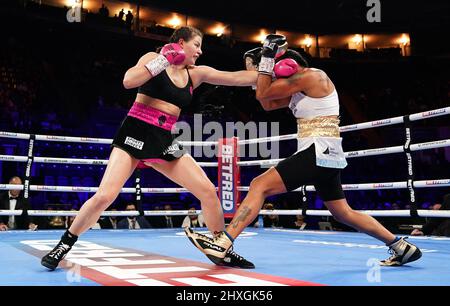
[0, 132, 216, 147]
[0, 107, 449, 220]
[1, 138, 449, 167]
[237, 106, 450, 145]
[1, 107, 448, 145]
[1, 209, 450, 218]
[0, 156, 218, 168]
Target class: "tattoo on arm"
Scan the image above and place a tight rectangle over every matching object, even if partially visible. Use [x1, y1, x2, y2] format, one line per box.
[318, 71, 330, 84]
[231, 206, 252, 229]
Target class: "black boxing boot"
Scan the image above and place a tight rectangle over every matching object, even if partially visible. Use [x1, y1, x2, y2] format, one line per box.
[41, 230, 78, 270]
[223, 247, 255, 269]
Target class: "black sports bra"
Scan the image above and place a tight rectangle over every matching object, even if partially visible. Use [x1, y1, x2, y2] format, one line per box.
[138, 69, 193, 109]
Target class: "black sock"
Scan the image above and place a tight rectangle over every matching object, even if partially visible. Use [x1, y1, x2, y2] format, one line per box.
[61, 230, 78, 247]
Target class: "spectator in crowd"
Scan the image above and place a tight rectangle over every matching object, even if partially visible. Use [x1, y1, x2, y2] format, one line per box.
[117, 203, 151, 229]
[411, 194, 450, 237]
[118, 8, 125, 21]
[254, 203, 281, 228]
[0, 176, 37, 231]
[149, 205, 165, 228]
[98, 208, 119, 229]
[182, 207, 206, 228]
[125, 10, 133, 29]
[163, 204, 175, 228]
[294, 215, 307, 230]
[98, 3, 109, 18]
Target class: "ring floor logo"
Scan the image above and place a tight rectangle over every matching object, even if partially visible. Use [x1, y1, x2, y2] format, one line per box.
[20, 238, 320, 286]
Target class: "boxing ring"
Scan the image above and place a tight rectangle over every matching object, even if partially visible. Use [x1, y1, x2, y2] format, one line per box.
[1, 106, 450, 286]
[1, 228, 450, 286]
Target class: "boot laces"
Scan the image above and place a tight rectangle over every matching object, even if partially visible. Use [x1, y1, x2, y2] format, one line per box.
[385, 247, 399, 262]
[50, 243, 70, 260]
[226, 247, 244, 261]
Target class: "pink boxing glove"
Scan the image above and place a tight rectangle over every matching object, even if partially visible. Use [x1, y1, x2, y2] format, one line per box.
[274, 58, 299, 78]
[145, 43, 186, 77]
[160, 43, 186, 65]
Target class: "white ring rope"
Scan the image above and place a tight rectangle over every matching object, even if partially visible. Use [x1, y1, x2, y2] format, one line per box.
[237, 138, 450, 166]
[0, 156, 218, 167]
[237, 107, 450, 145]
[0, 184, 194, 193]
[1, 138, 449, 167]
[0, 209, 449, 218]
[1, 107, 449, 145]
[0, 209, 204, 217]
[238, 179, 450, 192]
[1, 179, 449, 194]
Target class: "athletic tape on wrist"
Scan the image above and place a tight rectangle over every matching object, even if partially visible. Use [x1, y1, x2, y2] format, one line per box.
[145, 55, 170, 77]
[258, 57, 275, 75]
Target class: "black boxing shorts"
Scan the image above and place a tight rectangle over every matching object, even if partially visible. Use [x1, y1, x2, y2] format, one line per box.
[275, 144, 345, 201]
[112, 102, 186, 162]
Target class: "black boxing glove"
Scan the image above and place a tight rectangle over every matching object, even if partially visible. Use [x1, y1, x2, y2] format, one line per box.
[261, 34, 288, 58]
[259, 34, 288, 75]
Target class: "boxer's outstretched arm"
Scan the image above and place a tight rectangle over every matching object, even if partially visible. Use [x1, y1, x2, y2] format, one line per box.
[192, 65, 258, 87]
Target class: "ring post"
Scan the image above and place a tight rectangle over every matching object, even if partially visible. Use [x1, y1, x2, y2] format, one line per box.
[218, 137, 240, 219]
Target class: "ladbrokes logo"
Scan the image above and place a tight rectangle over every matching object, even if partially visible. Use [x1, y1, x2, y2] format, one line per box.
[0, 132, 17, 137]
[371, 119, 391, 127]
[373, 183, 394, 188]
[347, 152, 359, 157]
[125, 137, 144, 150]
[81, 137, 99, 143]
[340, 125, 358, 132]
[426, 180, 448, 186]
[72, 187, 91, 192]
[421, 109, 446, 118]
[46, 135, 65, 140]
[37, 186, 57, 191]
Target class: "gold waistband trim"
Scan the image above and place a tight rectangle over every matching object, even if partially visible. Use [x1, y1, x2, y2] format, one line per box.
[297, 117, 340, 138]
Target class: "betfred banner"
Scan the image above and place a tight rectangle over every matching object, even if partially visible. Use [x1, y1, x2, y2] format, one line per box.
[218, 138, 240, 218]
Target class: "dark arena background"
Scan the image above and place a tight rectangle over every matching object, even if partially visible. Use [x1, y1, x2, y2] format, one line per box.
[0, 0, 449, 290]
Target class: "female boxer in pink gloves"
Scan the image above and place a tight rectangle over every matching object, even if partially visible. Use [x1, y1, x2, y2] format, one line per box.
[186, 35, 422, 267]
[41, 26, 260, 270]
